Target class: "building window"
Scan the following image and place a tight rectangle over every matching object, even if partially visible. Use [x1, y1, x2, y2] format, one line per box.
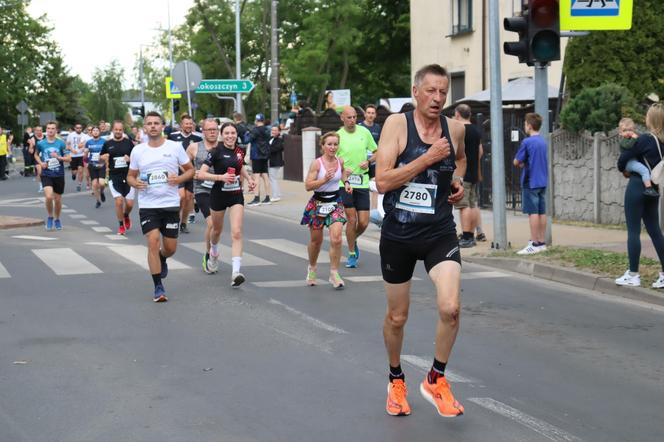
[451, 0, 473, 35]
[512, 0, 524, 15]
[451, 72, 466, 104]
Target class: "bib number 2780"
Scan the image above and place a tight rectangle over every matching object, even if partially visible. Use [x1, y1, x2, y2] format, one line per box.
[395, 182, 436, 214]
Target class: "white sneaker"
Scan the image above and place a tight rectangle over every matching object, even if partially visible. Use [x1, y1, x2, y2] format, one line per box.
[207, 254, 219, 273]
[516, 242, 540, 255]
[231, 272, 245, 288]
[652, 273, 664, 288]
[271, 197, 281, 202]
[615, 270, 640, 287]
[536, 244, 547, 252]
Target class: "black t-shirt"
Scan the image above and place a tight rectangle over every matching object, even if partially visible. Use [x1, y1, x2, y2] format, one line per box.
[463, 124, 482, 184]
[203, 144, 245, 194]
[359, 121, 382, 144]
[168, 131, 203, 150]
[101, 138, 134, 177]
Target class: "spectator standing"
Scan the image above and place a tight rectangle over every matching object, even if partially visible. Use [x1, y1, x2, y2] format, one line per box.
[0, 127, 13, 180]
[268, 125, 284, 202]
[513, 113, 548, 255]
[247, 113, 272, 206]
[453, 104, 483, 248]
[22, 126, 35, 176]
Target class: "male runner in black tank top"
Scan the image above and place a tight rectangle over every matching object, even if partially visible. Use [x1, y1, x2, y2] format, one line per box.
[375, 64, 467, 418]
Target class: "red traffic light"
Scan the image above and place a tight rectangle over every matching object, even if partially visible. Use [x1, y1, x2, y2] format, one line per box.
[530, 0, 559, 28]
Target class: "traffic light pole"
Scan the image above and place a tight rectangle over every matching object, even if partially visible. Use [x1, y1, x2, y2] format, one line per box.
[534, 62, 553, 245]
[489, 0, 508, 250]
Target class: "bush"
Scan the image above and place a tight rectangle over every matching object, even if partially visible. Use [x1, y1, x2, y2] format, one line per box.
[560, 83, 640, 134]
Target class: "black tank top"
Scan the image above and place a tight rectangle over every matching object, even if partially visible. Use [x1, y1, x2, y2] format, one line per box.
[381, 111, 456, 242]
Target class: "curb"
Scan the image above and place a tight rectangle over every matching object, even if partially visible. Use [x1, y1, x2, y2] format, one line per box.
[0, 216, 43, 230]
[464, 256, 664, 307]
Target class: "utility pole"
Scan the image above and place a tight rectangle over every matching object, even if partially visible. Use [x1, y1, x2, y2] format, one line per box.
[235, 0, 243, 115]
[270, 0, 279, 124]
[534, 63, 553, 245]
[167, 0, 175, 126]
[489, 0, 508, 250]
[139, 46, 145, 114]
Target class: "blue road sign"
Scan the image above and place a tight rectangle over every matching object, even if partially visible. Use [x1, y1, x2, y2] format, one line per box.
[571, 0, 620, 17]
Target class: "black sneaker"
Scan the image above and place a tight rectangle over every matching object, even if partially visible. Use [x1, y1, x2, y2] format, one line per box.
[644, 187, 659, 198]
[458, 238, 476, 248]
[160, 253, 169, 279]
[247, 196, 261, 206]
[476, 232, 487, 242]
[261, 196, 271, 205]
[95, 200, 101, 209]
[180, 223, 189, 234]
[100, 189, 106, 202]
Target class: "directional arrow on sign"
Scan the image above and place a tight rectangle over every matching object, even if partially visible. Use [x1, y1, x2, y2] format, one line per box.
[195, 79, 255, 94]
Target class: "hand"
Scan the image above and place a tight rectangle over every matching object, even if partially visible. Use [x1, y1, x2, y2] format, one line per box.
[622, 171, 631, 179]
[248, 177, 256, 192]
[222, 172, 236, 184]
[426, 137, 451, 165]
[359, 160, 369, 170]
[324, 168, 335, 182]
[448, 180, 464, 204]
[49, 151, 58, 158]
[124, 155, 130, 162]
[134, 177, 148, 190]
[194, 170, 200, 180]
[40, 162, 47, 169]
[167, 172, 179, 186]
[344, 182, 353, 194]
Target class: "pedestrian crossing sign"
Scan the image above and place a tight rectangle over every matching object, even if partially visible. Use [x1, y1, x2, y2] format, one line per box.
[165, 76, 182, 99]
[561, 0, 633, 30]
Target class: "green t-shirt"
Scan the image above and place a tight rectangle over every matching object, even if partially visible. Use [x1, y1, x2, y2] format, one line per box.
[336, 125, 377, 188]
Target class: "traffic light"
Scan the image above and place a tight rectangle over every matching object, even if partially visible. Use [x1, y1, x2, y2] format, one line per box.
[173, 99, 180, 114]
[529, 0, 560, 63]
[503, 15, 529, 64]
[504, 0, 560, 65]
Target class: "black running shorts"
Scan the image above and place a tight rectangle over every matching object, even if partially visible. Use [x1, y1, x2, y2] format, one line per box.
[195, 192, 211, 218]
[139, 207, 180, 238]
[88, 165, 106, 180]
[41, 176, 65, 195]
[70, 157, 84, 169]
[210, 187, 244, 211]
[179, 179, 194, 192]
[341, 187, 370, 211]
[380, 233, 461, 284]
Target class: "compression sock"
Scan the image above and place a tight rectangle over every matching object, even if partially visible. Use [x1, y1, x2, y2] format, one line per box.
[427, 358, 447, 384]
[389, 364, 405, 382]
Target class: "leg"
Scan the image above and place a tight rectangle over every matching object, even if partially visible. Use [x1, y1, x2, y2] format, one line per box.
[428, 261, 462, 363]
[459, 207, 472, 233]
[43, 186, 54, 216]
[624, 179, 643, 272]
[252, 173, 262, 198]
[114, 198, 124, 221]
[53, 193, 62, 219]
[205, 215, 213, 254]
[328, 222, 343, 272]
[345, 207, 358, 252]
[383, 281, 411, 367]
[308, 227, 324, 268]
[537, 214, 547, 243]
[161, 236, 178, 258]
[641, 197, 664, 271]
[178, 187, 188, 225]
[92, 178, 100, 201]
[228, 204, 244, 258]
[125, 197, 135, 216]
[355, 210, 370, 238]
[528, 214, 539, 242]
[209, 209, 226, 245]
[145, 229, 163, 275]
[261, 173, 271, 196]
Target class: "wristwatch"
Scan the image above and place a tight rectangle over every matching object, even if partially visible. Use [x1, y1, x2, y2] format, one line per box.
[453, 175, 464, 186]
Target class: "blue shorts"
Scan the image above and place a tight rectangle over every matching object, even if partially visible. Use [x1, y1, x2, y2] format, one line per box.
[522, 187, 546, 215]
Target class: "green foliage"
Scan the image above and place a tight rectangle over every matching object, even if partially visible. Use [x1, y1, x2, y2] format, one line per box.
[564, 0, 664, 101]
[559, 83, 638, 133]
[82, 61, 129, 123]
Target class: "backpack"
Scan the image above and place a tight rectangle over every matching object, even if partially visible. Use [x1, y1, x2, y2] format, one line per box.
[645, 134, 664, 186]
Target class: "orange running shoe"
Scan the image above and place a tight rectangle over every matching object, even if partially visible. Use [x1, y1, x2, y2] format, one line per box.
[386, 379, 411, 416]
[419, 375, 464, 417]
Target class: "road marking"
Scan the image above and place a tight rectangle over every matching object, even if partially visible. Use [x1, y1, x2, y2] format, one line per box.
[106, 245, 190, 270]
[356, 237, 380, 255]
[12, 235, 57, 241]
[104, 234, 127, 241]
[253, 279, 327, 288]
[32, 248, 102, 275]
[468, 398, 585, 442]
[0, 261, 10, 278]
[463, 271, 508, 280]
[402, 355, 476, 384]
[251, 238, 328, 263]
[182, 242, 275, 266]
[85, 242, 122, 247]
[92, 226, 112, 233]
[61, 209, 76, 213]
[80, 220, 99, 225]
[268, 299, 348, 334]
[69, 214, 87, 219]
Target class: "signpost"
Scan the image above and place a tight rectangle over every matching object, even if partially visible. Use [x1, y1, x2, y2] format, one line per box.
[561, 0, 633, 30]
[172, 60, 203, 116]
[195, 79, 255, 94]
[16, 100, 29, 135]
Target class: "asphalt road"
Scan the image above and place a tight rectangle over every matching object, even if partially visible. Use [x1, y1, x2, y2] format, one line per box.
[0, 177, 663, 442]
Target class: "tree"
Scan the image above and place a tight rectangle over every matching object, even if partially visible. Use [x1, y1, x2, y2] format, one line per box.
[559, 83, 638, 134]
[564, 0, 664, 101]
[83, 61, 128, 123]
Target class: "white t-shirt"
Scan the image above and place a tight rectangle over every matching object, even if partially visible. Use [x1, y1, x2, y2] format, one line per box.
[129, 139, 191, 209]
[66, 132, 85, 157]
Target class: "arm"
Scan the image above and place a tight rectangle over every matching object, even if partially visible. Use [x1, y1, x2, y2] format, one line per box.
[448, 120, 466, 204]
[617, 135, 647, 172]
[375, 114, 451, 194]
[304, 159, 326, 192]
[127, 168, 147, 190]
[340, 158, 353, 194]
[240, 164, 256, 191]
[197, 163, 236, 184]
[513, 143, 526, 168]
[359, 130, 378, 169]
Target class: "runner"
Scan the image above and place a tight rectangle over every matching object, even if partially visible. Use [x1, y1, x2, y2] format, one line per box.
[33, 121, 70, 231]
[66, 123, 85, 191]
[197, 122, 256, 287]
[28, 125, 45, 192]
[375, 64, 467, 417]
[336, 106, 378, 268]
[84, 126, 107, 208]
[80, 125, 93, 192]
[127, 111, 194, 302]
[168, 114, 202, 234]
[188, 118, 219, 273]
[301, 132, 353, 289]
[101, 121, 135, 235]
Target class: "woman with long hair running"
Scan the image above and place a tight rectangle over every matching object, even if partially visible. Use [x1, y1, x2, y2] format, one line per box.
[301, 131, 353, 289]
[197, 122, 256, 287]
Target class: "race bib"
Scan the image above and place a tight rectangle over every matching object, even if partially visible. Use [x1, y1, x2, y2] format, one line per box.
[90, 152, 100, 162]
[347, 174, 363, 186]
[113, 157, 128, 168]
[222, 177, 240, 191]
[47, 158, 60, 171]
[201, 180, 214, 189]
[315, 201, 337, 217]
[395, 182, 437, 214]
[146, 170, 169, 186]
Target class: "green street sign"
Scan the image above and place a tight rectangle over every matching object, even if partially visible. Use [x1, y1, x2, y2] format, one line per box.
[195, 79, 255, 94]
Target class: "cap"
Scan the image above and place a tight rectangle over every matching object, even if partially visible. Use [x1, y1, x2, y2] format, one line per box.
[255, 113, 265, 122]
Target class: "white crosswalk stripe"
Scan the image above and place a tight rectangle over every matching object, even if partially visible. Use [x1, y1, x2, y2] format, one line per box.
[106, 245, 191, 271]
[0, 261, 10, 278]
[32, 248, 103, 276]
[181, 242, 275, 267]
[251, 238, 329, 263]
